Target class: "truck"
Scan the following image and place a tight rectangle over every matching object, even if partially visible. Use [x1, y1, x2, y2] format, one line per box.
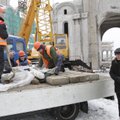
[0, 72, 115, 120]
[0, 0, 115, 120]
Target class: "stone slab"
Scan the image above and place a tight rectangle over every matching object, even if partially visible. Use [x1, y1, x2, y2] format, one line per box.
[66, 71, 99, 82]
[60, 72, 81, 83]
[46, 75, 69, 85]
[46, 71, 99, 85]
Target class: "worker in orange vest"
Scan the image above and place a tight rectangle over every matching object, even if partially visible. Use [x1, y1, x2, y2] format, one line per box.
[0, 17, 8, 83]
[34, 42, 65, 75]
[16, 50, 31, 66]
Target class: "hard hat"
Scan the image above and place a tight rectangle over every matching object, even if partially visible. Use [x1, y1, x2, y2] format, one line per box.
[34, 42, 41, 51]
[114, 48, 120, 55]
[19, 50, 25, 57]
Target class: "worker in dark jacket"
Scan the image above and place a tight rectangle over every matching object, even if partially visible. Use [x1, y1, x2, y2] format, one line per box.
[0, 17, 8, 83]
[34, 42, 64, 75]
[109, 48, 120, 117]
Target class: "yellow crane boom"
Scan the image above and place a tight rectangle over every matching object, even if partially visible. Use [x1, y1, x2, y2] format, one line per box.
[19, 0, 40, 44]
[19, 0, 53, 44]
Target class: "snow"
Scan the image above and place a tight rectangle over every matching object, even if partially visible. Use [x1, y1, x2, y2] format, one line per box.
[76, 98, 119, 120]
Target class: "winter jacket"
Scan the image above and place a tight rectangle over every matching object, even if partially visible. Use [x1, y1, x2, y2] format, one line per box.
[16, 58, 31, 66]
[0, 20, 8, 46]
[109, 58, 120, 93]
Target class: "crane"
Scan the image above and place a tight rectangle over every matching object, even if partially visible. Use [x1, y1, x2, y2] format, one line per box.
[18, 0, 58, 60]
[15, 0, 92, 70]
[19, 0, 54, 43]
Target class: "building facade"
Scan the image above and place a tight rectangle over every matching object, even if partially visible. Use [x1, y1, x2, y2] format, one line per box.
[101, 42, 113, 68]
[53, 0, 120, 70]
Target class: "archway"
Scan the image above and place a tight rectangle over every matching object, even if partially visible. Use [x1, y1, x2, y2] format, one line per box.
[100, 15, 120, 68]
[102, 27, 120, 50]
[101, 27, 120, 68]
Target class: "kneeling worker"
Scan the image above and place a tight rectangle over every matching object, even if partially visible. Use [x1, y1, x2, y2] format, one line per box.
[16, 50, 31, 66]
[34, 42, 64, 75]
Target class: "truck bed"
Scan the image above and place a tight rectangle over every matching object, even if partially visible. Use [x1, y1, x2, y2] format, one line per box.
[8, 73, 110, 92]
[0, 73, 115, 117]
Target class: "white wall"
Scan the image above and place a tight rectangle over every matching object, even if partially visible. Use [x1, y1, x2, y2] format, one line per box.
[53, 2, 83, 60]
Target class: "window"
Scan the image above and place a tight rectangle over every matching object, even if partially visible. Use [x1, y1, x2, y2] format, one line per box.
[7, 44, 14, 51]
[55, 36, 66, 49]
[64, 22, 69, 35]
[64, 9, 67, 15]
[7, 40, 14, 51]
[16, 42, 24, 51]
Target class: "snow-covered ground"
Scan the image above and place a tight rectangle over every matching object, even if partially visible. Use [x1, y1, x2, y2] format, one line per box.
[76, 98, 119, 120]
[4, 97, 119, 120]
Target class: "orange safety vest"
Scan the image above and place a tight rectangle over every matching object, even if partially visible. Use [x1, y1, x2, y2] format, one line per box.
[0, 37, 7, 46]
[42, 45, 52, 68]
[42, 45, 61, 68]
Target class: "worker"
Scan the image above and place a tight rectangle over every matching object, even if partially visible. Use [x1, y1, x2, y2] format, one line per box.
[109, 48, 120, 118]
[4, 51, 17, 74]
[16, 50, 31, 66]
[0, 16, 8, 83]
[34, 42, 64, 75]
[9, 51, 17, 67]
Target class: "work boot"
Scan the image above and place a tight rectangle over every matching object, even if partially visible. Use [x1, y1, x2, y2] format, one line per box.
[60, 65, 65, 72]
[40, 73, 51, 83]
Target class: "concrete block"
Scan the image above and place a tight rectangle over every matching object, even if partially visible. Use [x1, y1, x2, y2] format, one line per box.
[78, 73, 99, 82]
[69, 74, 81, 83]
[64, 71, 99, 82]
[60, 72, 80, 83]
[46, 75, 69, 85]
[88, 74, 99, 81]
[46, 70, 99, 85]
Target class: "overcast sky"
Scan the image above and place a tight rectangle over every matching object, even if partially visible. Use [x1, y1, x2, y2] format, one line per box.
[102, 27, 120, 51]
[10, 0, 72, 8]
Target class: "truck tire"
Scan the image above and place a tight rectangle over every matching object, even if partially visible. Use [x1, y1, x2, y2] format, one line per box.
[54, 104, 79, 120]
[105, 96, 114, 100]
[80, 101, 88, 113]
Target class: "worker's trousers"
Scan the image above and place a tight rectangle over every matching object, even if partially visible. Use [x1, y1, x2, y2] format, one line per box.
[0, 46, 4, 80]
[56, 54, 64, 71]
[116, 92, 120, 116]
